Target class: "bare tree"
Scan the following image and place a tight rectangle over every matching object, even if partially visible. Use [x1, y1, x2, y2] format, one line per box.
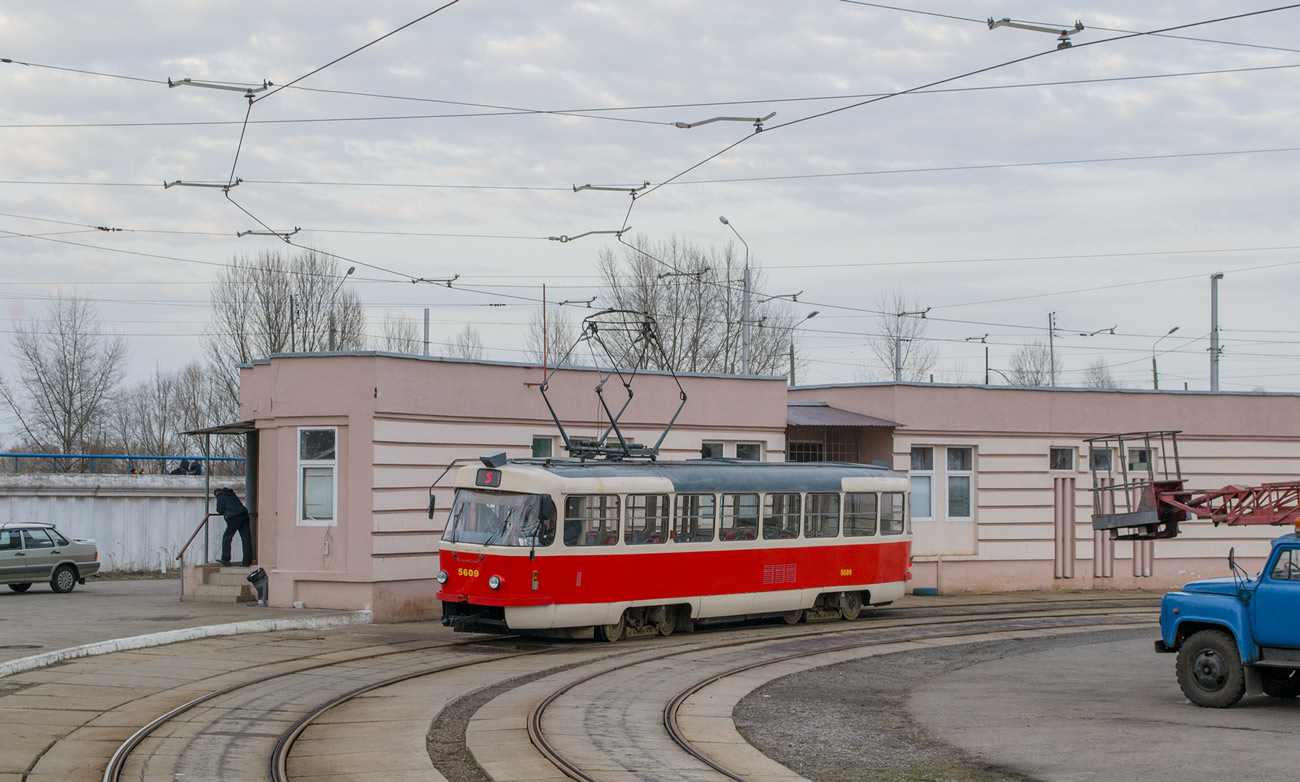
[525, 305, 579, 368]
[869, 291, 938, 382]
[0, 293, 128, 463]
[205, 249, 365, 416]
[1082, 358, 1120, 389]
[376, 311, 422, 354]
[1008, 340, 1063, 387]
[450, 325, 485, 359]
[593, 234, 799, 375]
[105, 362, 230, 467]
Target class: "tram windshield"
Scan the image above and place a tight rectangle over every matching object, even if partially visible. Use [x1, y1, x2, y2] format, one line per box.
[443, 489, 555, 547]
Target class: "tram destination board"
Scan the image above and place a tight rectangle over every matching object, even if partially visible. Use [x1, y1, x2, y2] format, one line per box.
[475, 468, 502, 488]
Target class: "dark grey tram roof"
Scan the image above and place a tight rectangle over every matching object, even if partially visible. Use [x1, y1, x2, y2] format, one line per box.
[517, 458, 902, 493]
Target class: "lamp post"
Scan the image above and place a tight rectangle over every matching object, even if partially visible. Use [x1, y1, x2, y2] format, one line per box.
[328, 266, 356, 351]
[718, 216, 751, 375]
[789, 311, 819, 386]
[1151, 326, 1179, 390]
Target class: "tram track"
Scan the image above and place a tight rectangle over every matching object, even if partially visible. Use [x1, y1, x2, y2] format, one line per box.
[524, 604, 1159, 782]
[84, 596, 1159, 782]
[100, 634, 530, 782]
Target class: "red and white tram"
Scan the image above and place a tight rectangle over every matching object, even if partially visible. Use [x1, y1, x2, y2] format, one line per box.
[436, 457, 912, 640]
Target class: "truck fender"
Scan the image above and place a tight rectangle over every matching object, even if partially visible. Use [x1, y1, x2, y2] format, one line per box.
[1161, 591, 1258, 664]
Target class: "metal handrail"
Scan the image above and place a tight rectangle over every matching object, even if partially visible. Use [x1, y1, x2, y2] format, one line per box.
[177, 513, 221, 599]
[177, 513, 222, 563]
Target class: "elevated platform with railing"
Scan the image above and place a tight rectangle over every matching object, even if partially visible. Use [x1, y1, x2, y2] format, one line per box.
[1089, 430, 1300, 540]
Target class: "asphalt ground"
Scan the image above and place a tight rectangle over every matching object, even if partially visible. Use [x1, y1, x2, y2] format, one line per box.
[0, 578, 362, 668]
[739, 627, 1299, 782]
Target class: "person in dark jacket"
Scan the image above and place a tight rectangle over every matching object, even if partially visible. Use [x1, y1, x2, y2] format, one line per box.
[214, 487, 252, 567]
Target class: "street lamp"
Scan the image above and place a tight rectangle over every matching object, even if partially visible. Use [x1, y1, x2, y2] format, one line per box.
[1152, 326, 1179, 390]
[789, 311, 819, 386]
[719, 216, 751, 375]
[328, 266, 356, 350]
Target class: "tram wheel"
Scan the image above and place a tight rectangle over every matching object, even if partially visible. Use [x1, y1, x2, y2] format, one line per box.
[839, 591, 862, 621]
[782, 609, 804, 625]
[596, 611, 626, 643]
[656, 607, 675, 636]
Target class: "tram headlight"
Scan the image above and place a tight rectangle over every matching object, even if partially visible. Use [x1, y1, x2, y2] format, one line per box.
[436, 569, 448, 584]
[488, 575, 502, 590]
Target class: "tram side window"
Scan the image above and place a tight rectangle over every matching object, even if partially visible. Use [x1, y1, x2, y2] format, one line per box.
[763, 493, 801, 540]
[626, 494, 670, 545]
[674, 494, 716, 543]
[882, 492, 906, 535]
[844, 492, 878, 536]
[805, 493, 840, 539]
[720, 493, 759, 541]
[564, 494, 621, 547]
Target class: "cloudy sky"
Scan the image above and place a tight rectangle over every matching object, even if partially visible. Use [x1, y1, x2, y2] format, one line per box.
[4, 1, 1300, 392]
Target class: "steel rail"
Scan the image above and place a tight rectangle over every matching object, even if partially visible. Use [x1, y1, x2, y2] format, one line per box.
[270, 647, 551, 782]
[101, 634, 519, 782]
[663, 611, 1156, 781]
[527, 602, 1158, 781]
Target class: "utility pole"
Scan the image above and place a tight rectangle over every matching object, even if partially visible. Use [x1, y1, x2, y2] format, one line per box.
[1210, 273, 1224, 392]
[423, 308, 430, 356]
[894, 319, 902, 382]
[289, 295, 296, 352]
[1047, 312, 1056, 387]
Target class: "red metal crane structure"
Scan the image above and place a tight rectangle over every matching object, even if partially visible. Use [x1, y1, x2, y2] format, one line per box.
[1088, 431, 1300, 541]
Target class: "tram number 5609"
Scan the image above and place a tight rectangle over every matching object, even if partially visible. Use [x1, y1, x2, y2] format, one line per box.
[840, 568, 853, 577]
[458, 568, 480, 578]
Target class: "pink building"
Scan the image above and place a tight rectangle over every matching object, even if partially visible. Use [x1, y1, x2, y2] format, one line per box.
[788, 383, 1300, 593]
[230, 353, 1300, 621]
[235, 353, 789, 621]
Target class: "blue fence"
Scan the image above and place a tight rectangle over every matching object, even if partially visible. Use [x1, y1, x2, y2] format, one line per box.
[1, 453, 246, 476]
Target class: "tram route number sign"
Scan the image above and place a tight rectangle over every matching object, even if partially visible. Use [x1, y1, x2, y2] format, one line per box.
[476, 469, 502, 487]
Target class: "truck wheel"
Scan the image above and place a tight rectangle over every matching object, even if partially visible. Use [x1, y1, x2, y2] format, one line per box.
[1176, 629, 1246, 708]
[1261, 669, 1300, 698]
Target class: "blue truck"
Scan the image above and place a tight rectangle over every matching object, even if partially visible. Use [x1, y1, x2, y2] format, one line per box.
[1155, 532, 1300, 707]
[1086, 432, 1300, 708]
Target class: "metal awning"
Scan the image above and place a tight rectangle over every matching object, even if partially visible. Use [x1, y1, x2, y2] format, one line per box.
[787, 403, 899, 428]
[183, 421, 256, 436]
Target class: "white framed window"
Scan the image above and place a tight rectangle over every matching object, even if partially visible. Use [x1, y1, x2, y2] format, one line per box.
[532, 436, 554, 458]
[910, 446, 934, 520]
[1129, 448, 1153, 473]
[298, 427, 337, 526]
[736, 442, 762, 461]
[1049, 447, 1076, 472]
[946, 447, 973, 519]
[1089, 447, 1113, 473]
[701, 441, 724, 459]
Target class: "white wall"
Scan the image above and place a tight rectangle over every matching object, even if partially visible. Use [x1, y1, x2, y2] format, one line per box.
[0, 475, 242, 571]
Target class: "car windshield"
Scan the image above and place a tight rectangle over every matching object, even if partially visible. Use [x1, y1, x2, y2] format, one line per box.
[442, 490, 547, 546]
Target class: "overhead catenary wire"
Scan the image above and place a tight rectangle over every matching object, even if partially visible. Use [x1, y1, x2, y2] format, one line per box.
[623, 3, 1300, 219]
[8, 61, 1300, 131]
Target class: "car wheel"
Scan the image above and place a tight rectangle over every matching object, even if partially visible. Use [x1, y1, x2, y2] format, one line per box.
[8, 583, 32, 593]
[1261, 668, 1300, 698]
[1175, 629, 1245, 708]
[50, 565, 78, 594]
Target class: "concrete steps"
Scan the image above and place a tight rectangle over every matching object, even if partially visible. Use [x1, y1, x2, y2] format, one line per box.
[182, 564, 256, 603]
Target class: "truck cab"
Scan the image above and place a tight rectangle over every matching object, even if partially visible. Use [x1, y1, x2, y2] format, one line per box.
[1157, 533, 1300, 707]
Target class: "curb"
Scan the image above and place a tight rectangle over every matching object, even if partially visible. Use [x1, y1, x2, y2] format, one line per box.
[0, 610, 373, 679]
